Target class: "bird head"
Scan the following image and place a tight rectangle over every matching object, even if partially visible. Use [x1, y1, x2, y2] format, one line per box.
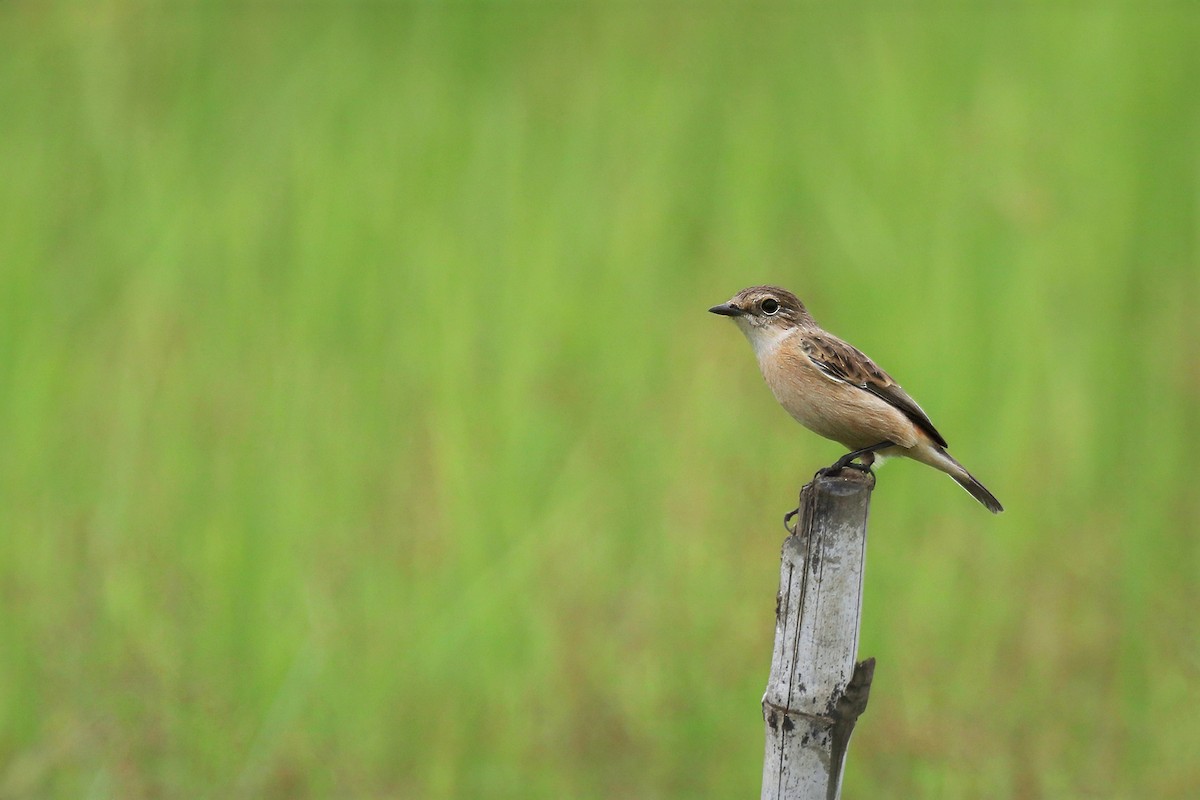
[709, 286, 813, 355]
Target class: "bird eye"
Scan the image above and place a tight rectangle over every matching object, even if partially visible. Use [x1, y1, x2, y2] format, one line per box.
[761, 298, 780, 315]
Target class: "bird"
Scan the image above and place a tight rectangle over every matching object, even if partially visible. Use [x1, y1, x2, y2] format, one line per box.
[709, 285, 1003, 513]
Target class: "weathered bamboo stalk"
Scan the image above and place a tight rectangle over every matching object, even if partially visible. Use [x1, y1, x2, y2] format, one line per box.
[761, 469, 876, 800]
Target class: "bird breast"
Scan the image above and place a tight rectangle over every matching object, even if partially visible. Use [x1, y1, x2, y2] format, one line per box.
[757, 339, 919, 451]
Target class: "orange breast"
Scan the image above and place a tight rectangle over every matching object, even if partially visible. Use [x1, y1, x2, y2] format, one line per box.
[758, 347, 919, 450]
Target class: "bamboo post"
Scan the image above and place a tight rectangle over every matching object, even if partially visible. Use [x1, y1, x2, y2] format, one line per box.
[761, 469, 876, 800]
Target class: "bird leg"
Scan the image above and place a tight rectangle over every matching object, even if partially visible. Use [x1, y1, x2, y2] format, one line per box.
[819, 441, 894, 476]
[785, 441, 894, 532]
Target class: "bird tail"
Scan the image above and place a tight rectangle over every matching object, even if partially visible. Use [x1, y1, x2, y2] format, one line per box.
[924, 445, 1004, 514]
[950, 468, 1004, 514]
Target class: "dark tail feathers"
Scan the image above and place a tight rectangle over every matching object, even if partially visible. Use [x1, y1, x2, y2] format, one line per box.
[951, 470, 1003, 514]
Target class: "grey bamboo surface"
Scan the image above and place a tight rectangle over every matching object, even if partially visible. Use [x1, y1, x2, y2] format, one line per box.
[761, 469, 875, 800]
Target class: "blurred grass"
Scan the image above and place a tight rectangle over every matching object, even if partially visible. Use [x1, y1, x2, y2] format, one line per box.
[1, 3, 1198, 798]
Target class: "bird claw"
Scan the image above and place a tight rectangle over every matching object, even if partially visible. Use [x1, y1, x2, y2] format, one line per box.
[817, 441, 891, 478]
[783, 507, 799, 533]
[814, 462, 872, 482]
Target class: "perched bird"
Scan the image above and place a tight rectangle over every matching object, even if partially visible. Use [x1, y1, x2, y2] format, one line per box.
[710, 285, 1002, 513]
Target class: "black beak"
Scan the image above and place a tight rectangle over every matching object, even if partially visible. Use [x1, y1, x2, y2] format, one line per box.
[708, 303, 744, 317]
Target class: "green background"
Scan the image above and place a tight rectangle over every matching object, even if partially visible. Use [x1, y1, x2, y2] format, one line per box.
[3, 4, 1198, 798]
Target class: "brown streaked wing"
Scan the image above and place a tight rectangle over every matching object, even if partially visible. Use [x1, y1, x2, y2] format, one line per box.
[800, 335, 948, 447]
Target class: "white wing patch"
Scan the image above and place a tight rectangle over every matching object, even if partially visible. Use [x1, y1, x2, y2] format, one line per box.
[805, 349, 856, 386]
[801, 337, 872, 390]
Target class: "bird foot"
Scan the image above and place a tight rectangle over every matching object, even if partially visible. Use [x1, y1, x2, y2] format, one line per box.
[816, 461, 874, 479]
[816, 440, 893, 479]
